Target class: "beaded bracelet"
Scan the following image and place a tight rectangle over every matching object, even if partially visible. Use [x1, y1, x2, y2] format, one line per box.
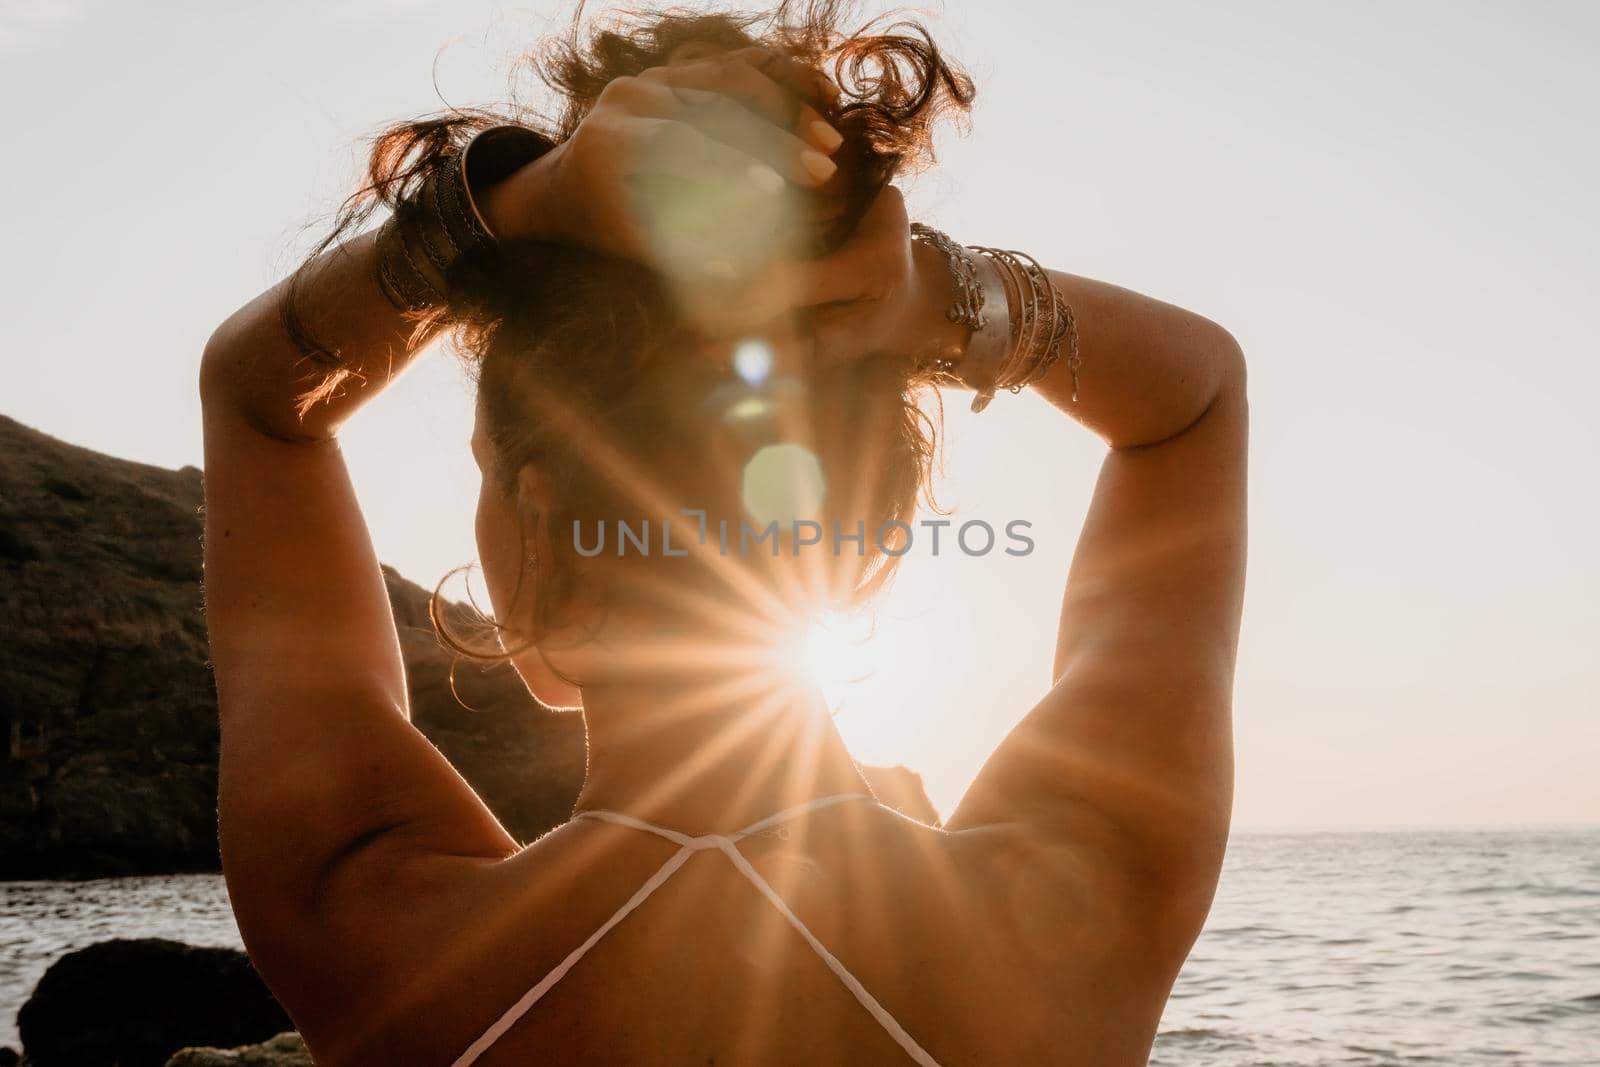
[909, 223, 985, 330]
[909, 223, 1016, 409]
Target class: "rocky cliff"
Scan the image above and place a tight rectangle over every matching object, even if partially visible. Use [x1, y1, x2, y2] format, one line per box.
[0, 413, 586, 879]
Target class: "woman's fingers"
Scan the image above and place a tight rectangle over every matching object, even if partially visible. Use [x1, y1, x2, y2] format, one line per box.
[633, 69, 839, 185]
[676, 183, 905, 338]
[769, 187, 922, 367]
[617, 106, 779, 190]
[563, 46, 841, 269]
[653, 46, 841, 148]
[693, 185, 911, 333]
[612, 113, 806, 296]
[781, 185, 912, 306]
[724, 45, 843, 114]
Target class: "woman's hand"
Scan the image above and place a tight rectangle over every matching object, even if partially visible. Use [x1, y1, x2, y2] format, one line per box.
[777, 185, 967, 373]
[488, 45, 844, 277]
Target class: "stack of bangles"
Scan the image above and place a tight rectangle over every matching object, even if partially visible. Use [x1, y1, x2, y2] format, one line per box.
[910, 222, 1082, 411]
[373, 124, 556, 314]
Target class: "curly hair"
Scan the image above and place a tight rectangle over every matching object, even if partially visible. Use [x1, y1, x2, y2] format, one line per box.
[283, 1, 975, 668]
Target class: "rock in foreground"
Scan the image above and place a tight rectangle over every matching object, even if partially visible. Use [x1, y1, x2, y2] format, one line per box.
[165, 1032, 311, 1067]
[18, 939, 291, 1067]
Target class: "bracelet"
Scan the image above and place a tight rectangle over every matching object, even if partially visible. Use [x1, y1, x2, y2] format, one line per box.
[960, 255, 1013, 412]
[974, 249, 1032, 398]
[909, 223, 984, 330]
[910, 222, 1082, 409]
[970, 244, 1082, 406]
[375, 124, 557, 314]
[909, 223, 1010, 410]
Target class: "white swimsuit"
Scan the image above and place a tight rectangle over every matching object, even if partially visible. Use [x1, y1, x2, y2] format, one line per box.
[450, 793, 945, 1067]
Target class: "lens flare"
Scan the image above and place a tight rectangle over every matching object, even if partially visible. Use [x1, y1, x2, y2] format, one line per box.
[733, 338, 775, 386]
[741, 443, 826, 527]
[726, 395, 770, 421]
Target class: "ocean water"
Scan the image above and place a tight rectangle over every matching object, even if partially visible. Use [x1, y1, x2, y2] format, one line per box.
[3, 829, 1597, 1063]
[1151, 829, 1600, 1066]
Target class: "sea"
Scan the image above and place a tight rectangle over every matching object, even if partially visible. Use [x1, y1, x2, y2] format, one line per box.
[3, 828, 1597, 1064]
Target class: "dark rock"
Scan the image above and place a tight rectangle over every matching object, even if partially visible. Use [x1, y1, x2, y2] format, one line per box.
[17, 939, 290, 1067]
[164, 1032, 311, 1066]
[41, 477, 88, 502]
[0, 520, 39, 562]
[0, 414, 585, 879]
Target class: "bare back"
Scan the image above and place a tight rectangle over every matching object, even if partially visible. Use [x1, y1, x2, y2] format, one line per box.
[284, 803, 1171, 1066]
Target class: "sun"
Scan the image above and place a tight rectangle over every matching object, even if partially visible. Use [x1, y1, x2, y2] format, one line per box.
[782, 609, 878, 710]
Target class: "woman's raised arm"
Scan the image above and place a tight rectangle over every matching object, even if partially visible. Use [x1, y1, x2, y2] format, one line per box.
[197, 146, 579, 1032]
[744, 195, 1246, 935]
[782, 201, 1245, 950]
[943, 269, 1248, 959]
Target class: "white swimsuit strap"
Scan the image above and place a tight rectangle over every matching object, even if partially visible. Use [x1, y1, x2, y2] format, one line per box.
[704, 823, 945, 1067]
[581, 791, 873, 844]
[450, 793, 944, 1067]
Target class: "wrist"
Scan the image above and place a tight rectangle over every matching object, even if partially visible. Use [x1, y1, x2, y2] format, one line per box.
[905, 226, 1025, 411]
[374, 126, 557, 315]
[479, 142, 572, 244]
[909, 238, 972, 370]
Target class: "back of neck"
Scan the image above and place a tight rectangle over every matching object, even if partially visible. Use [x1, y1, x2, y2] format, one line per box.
[574, 675, 871, 832]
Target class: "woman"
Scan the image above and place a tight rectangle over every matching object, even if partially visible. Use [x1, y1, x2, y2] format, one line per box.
[199, 4, 1247, 1064]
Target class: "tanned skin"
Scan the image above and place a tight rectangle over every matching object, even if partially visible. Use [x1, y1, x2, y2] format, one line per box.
[201, 42, 1245, 1067]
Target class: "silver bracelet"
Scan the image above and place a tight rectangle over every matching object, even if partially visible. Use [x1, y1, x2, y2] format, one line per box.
[971, 245, 1082, 405]
[911, 224, 1081, 410]
[963, 255, 1012, 412]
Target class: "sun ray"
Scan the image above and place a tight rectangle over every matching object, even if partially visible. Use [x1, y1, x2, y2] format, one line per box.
[589, 680, 817, 828]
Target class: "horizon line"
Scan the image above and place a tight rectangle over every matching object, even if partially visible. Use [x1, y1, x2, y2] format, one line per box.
[1230, 820, 1599, 835]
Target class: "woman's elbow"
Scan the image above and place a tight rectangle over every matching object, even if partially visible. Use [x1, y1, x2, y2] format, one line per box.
[1197, 316, 1247, 399]
[198, 316, 245, 410]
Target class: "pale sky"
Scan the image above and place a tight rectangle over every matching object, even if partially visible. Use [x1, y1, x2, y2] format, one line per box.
[2, 0, 1595, 827]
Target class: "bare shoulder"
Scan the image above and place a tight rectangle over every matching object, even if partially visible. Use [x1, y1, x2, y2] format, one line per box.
[892, 814, 1199, 1059]
[944, 813, 1209, 955]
